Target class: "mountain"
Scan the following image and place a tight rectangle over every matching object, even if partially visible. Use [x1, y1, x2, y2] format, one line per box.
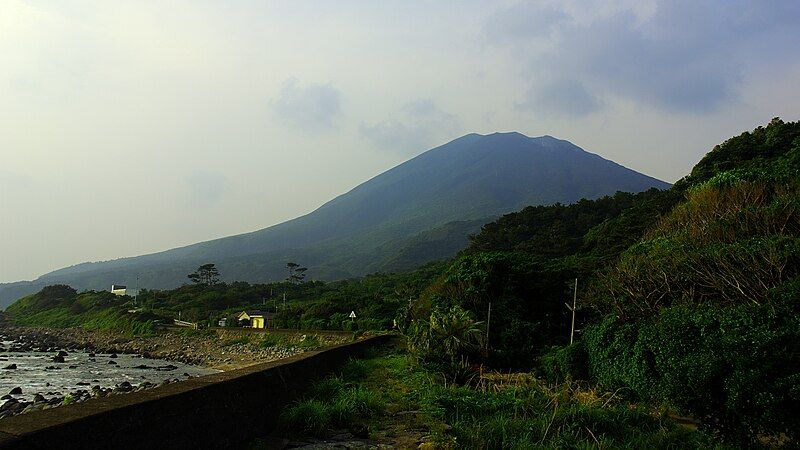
[0, 132, 670, 308]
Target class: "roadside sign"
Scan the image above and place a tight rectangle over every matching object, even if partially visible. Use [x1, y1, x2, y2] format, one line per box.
[349, 311, 356, 319]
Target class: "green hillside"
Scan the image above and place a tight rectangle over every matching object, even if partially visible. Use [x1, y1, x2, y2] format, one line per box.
[7, 118, 799, 446]
[0, 132, 668, 307]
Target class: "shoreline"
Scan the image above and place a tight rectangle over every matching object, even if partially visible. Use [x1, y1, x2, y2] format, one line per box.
[0, 326, 354, 371]
[0, 326, 356, 420]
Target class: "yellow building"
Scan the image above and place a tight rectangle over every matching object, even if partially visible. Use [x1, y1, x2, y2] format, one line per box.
[236, 310, 272, 329]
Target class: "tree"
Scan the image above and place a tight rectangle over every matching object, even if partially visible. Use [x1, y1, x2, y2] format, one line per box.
[188, 264, 221, 285]
[286, 262, 308, 284]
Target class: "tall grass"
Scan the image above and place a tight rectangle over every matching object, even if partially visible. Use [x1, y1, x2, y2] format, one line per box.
[279, 375, 385, 437]
[275, 351, 727, 449]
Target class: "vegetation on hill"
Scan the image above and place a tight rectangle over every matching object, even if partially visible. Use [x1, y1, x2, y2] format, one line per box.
[5, 285, 157, 335]
[397, 118, 800, 446]
[0, 132, 669, 307]
[3, 263, 445, 334]
[8, 119, 800, 447]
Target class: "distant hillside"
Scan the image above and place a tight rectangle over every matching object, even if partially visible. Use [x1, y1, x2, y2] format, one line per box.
[0, 132, 669, 308]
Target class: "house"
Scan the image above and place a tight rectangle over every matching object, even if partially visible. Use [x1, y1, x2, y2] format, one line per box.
[110, 284, 127, 296]
[236, 310, 273, 329]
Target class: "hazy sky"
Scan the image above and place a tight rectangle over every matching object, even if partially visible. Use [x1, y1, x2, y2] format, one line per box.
[2, 0, 799, 282]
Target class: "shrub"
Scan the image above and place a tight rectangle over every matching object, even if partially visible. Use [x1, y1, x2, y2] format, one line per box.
[583, 295, 800, 444]
[540, 342, 589, 383]
[406, 305, 483, 369]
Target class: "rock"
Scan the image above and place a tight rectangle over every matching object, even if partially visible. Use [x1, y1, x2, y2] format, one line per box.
[33, 394, 46, 403]
[51, 355, 65, 363]
[88, 353, 96, 357]
[57, 350, 68, 357]
[76, 382, 90, 386]
[0, 395, 10, 400]
[108, 360, 117, 365]
[1, 399, 17, 412]
[2, 364, 17, 370]
[9, 387, 22, 395]
[109, 353, 118, 359]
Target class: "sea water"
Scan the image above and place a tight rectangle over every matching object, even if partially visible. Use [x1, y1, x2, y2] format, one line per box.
[0, 346, 217, 402]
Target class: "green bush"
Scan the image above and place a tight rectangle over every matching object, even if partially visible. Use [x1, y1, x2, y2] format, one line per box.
[583, 294, 800, 444]
[540, 342, 589, 383]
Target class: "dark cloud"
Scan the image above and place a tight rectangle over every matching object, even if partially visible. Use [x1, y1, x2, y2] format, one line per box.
[490, 0, 800, 115]
[270, 78, 343, 132]
[359, 99, 461, 154]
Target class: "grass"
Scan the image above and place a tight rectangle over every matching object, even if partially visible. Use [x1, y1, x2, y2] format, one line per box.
[274, 346, 729, 449]
[221, 335, 252, 347]
[174, 328, 217, 338]
[296, 334, 321, 350]
[278, 365, 385, 438]
[257, 332, 286, 348]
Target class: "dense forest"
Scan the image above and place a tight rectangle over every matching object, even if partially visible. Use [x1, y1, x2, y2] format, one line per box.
[6, 118, 799, 447]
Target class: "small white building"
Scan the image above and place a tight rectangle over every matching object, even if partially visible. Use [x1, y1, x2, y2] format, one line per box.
[110, 284, 127, 296]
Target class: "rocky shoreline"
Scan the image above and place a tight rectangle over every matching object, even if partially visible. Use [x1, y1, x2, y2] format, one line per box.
[0, 326, 351, 370]
[0, 375, 187, 420]
[0, 326, 353, 420]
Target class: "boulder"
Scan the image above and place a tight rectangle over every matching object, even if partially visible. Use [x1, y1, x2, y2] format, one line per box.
[2, 364, 17, 370]
[51, 355, 65, 363]
[8, 387, 22, 395]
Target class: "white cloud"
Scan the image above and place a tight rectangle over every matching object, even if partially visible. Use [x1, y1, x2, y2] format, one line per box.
[270, 79, 343, 133]
[360, 99, 461, 155]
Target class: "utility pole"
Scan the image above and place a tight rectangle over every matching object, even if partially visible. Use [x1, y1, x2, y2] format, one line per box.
[566, 278, 578, 344]
[485, 302, 492, 354]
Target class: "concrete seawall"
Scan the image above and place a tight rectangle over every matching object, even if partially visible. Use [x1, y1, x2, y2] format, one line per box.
[0, 334, 394, 450]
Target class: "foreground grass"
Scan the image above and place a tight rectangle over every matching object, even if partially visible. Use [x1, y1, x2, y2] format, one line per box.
[270, 347, 727, 449]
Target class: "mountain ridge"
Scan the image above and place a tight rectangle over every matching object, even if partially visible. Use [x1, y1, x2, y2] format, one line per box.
[0, 132, 670, 307]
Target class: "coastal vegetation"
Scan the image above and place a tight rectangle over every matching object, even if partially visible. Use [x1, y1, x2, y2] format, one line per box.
[6, 119, 799, 447]
[271, 348, 724, 449]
